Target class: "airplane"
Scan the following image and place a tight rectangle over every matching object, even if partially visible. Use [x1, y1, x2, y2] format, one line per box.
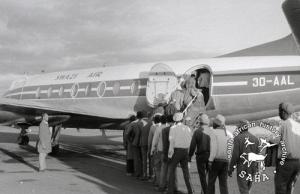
[0, 0, 300, 154]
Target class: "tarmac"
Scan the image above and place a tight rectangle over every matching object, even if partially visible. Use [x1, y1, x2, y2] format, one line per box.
[0, 126, 299, 194]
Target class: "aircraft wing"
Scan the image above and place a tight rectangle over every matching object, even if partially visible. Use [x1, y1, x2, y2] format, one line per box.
[0, 98, 92, 117]
[0, 97, 129, 123]
[0, 97, 132, 129]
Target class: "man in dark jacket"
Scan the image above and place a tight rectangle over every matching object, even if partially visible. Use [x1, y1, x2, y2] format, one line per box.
[124, 115, 136, 176]
[139, 112, 151, 180]
[189, 114, 214, 194]
[127, 111, 144, 178]
[228, 120, 259, 194]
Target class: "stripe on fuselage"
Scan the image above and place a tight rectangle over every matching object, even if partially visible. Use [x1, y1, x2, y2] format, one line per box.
[212, 71, 299, 95]
[5, 78, 148, 100]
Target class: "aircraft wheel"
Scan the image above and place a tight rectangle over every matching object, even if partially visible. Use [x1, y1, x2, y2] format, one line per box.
[50, 144, 60, 155]
[19, 135, 29, 145]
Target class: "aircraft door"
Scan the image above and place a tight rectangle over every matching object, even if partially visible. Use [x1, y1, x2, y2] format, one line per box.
[146, 63, 178, 107]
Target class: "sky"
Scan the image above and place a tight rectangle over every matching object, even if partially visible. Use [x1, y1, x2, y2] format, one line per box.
[0, 0, 291, 94]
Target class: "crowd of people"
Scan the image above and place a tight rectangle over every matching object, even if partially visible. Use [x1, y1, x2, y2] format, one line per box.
[123, 100, 300, 194]
[123, 107, 233, 194]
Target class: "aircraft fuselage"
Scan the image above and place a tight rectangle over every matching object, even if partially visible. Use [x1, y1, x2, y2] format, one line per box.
[2, 56, 300, 128]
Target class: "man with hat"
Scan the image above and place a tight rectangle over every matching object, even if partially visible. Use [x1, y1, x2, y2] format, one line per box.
[272, 102, 300, 194]
[140, 112, 152, 180]
[169, 78, 184, 112]
[228, 119, 259, 194]
[167, 112, 194, 194]
[207, 114, 233, 194]
[148, 114, 161, 182]
[189, 113, 214, 194]
[151, 115, 168, 187]
[129, 111, 144, 178]
[197, 70, 210, 104]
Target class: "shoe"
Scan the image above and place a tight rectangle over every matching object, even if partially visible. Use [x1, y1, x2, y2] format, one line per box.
[148, 177, 154, 182]
[157, 187, 166, 192]
[154, 186, 160, 191]
[163, 190, 182, 194]
[39, 169, 46, 172]
[135, 175, 142, 179]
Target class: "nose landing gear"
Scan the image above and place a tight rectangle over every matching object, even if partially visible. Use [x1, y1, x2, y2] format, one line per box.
[17, 123, 31, 146]
[50, 125, 62, 155]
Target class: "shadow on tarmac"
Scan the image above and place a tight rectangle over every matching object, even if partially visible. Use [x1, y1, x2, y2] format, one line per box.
[0, 130, 158, 194]
[0, 147, 39, 172]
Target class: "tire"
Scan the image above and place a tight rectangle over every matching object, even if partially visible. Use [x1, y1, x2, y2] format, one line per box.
[50, 144, 59, 155]
[20, 135, 29, 145]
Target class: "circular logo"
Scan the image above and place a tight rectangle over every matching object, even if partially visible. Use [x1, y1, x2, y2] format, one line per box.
[97, 81, 106, 97]
[70, 83, 79, 98]
[227, 121, 287, 183]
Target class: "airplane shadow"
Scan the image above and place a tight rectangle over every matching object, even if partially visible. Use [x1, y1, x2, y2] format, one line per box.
[0, 147, 39, 172]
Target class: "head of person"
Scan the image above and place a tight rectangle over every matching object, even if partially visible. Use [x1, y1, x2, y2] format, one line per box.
[166, 114, 174, 124]
[147, 111, 152, 118]
[279, 102, 294, 121]
[186, 76, 196, 89]
[173, 112, 183, 123]
[177, 77, 184, 90]
[136, 111, 143, 120]
[191, 71, 197, 78]
[42, 113, 49, 122]
[153, 114, 161, 124]
[238, 119, 249, 132]
[160, 115, 167, 125]
[155, 104, 165, 115]
[213, 114, 225, 129]
[129, 115, 136, 122]
[184, 116, 192, 126]
[180, 80, 186, 89]
[199, 113, 210, 126]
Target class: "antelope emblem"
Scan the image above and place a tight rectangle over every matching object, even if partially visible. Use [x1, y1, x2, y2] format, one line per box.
[244, 137, 255, 148]
[259, 138, 277, 152]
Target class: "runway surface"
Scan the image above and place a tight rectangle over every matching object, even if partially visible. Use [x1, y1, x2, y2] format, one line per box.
[0, 126, 299, 194]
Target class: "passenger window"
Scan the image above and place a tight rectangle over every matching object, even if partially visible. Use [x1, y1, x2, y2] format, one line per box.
[97, 81, 106, 97]
[113, 81, 120, 96]
[47, 87, 52, 98]
[71, 83, 79, 98]
[36, 87, 40, 98]
[59, 86, 64, 97]
[85, 84, 91, 96]
[130, 81, 139, 95]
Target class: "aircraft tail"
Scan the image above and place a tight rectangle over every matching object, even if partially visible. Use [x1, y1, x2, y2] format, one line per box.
[282, 0, 300, 49]
[220, 0, 300, 57]
[220, 34, 299, 57]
